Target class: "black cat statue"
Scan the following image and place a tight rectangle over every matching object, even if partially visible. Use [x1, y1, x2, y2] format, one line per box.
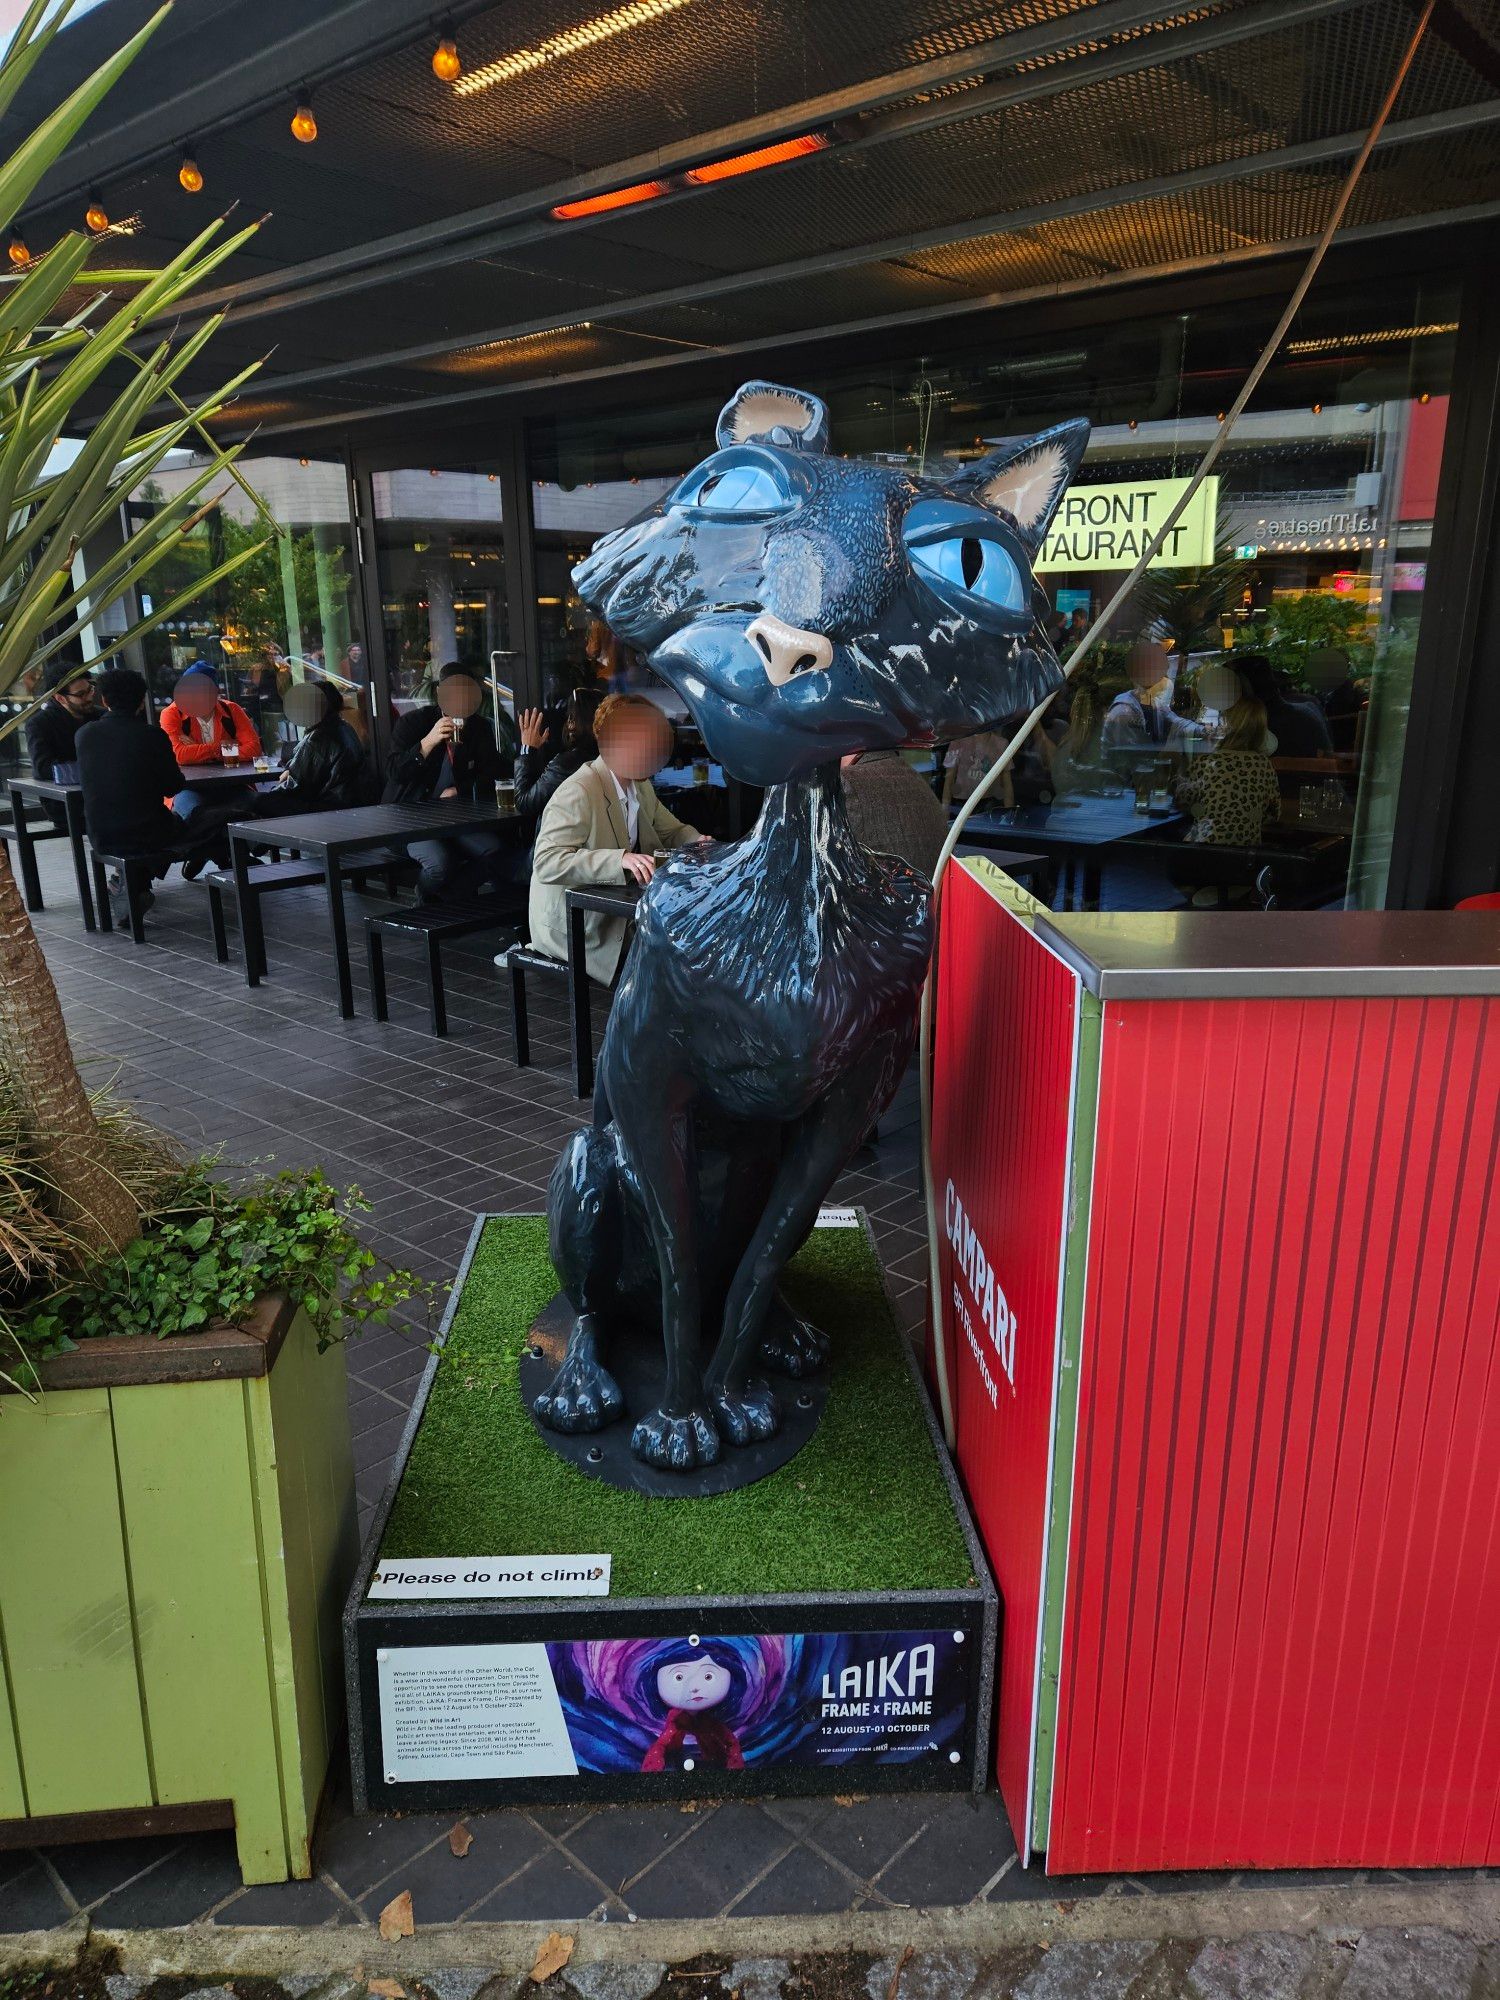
[527, 380, 1088, 1490]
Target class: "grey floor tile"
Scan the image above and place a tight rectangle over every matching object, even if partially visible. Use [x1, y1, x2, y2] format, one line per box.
[622, 1804, 792, 1919]
[40, 1835, 181, 1909]
[215, 1874, 357, 1926]
[465, 1846, 609, 1921]
[873, 1797, 1018, 1906]
[729, 1844, 862, 1915]
[804, 1793, 945, 1879]
[0, 1860, 72, 1931]
[563, 1803, 706, 1894]
[355, 1813, 549, 1923]
[88, 1831, 245, 1927]
[315, 1805, 452, 1900]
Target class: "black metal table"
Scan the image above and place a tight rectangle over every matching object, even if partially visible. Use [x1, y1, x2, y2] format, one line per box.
[176, 756, 282, 791]
[4, 776, 95, 929]
[563, 879, 644, 1096]
[957, 799, 1188, 909]
[228, 799, 522, 1017]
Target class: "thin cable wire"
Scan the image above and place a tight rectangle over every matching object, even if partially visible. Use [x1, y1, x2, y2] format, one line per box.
[918, 0, 1436, 1449]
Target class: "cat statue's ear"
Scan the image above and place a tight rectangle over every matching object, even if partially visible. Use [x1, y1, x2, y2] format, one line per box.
[716, 380, 831, 455]
[959, 417, 1090, 557]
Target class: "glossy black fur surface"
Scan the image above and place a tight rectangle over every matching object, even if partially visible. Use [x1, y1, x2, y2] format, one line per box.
[538, 381, 1089, 1476]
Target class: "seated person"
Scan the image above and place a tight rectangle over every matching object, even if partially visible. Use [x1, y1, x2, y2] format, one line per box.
[159, 662, 262, 817]
[383, 661, 509, 902]
[268, 682, 376, 814]
[841, 748, 949, 882]
[24, 657, 96, 825]
[76, 670, 237, 916]
[1174, 690, 1281, 847]
[528, 693, 702, 984]
[513, 686, 604, 818]
[1233, 652, 1334, 763]
[1102, 639, 1202, 756]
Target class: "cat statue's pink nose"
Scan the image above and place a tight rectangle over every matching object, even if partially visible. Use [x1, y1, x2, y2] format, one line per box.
[745, 613, 833, 687]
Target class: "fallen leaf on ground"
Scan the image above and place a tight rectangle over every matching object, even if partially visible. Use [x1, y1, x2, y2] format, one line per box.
[448, 1820, 474, 1857]
[378, 1889, 414, 1941]
[530, 1931, 575, 1983]
[832, 1794, 868, 1807]
[369, 1980, 406, 1998]
[886, 1944, 913, 2000]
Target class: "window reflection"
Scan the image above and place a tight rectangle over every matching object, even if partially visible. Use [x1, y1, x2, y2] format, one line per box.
[371, 468, 510, 714]
[120, 455, 368, 749]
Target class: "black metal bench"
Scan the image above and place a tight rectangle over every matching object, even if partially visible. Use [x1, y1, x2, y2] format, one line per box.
[367, 897, 526, 1036]
[200, 860, 327, 977]
[202, 846, 418, 982]
[88, 846, 177, 943]
[1, 793, 73, 913]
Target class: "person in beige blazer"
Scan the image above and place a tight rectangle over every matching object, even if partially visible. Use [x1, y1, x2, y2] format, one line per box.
[528, 693, 703, 983]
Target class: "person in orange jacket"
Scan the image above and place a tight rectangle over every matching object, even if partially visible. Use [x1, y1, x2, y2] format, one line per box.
[159, 662, 262, 817]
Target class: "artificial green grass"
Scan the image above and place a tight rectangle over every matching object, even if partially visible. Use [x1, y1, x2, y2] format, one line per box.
[378, 1215, 974, 1600]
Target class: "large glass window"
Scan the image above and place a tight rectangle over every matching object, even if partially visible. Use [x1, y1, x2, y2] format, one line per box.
[370, 467, 509, 715]
[119, 453, 368, 746]
[528, 270, 1459, 911]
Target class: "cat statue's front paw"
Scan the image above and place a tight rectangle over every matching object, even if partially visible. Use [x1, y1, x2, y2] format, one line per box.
[631, 1405, 721, 1472]
[708, 1376, 781, 1446]
[534, 1350, 624, 1434]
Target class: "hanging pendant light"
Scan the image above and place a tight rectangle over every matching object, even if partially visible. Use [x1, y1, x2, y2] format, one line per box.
[179, 151, 204, 193]
[290, 96, 318, 143]
[84, 189, 110, 232]
[432, 25, 462, 81]
[8, 226, 30, 268]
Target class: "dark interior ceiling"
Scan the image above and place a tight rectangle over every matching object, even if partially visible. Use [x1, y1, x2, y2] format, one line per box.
[10, 0, 1500, 448]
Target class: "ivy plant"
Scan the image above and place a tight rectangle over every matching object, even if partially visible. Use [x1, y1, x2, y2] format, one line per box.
[13, 1161, 429, 1366]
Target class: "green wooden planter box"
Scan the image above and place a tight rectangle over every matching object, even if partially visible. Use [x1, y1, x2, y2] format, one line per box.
[0, 1295, 358, 1885]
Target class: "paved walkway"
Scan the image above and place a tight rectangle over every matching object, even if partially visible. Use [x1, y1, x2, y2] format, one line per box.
[2, 844, 1494, 1980]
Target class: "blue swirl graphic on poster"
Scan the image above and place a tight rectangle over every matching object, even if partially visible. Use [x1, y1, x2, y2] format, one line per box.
[544, 1629, 966, 1772]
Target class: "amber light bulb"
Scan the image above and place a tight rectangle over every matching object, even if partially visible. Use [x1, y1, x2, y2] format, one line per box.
[85, 190, 109, 232]
[179, 153, 204, 193]
[290, 99, 318, 143]
[8, 229, 29, 268]
[432, 34, 461, 81]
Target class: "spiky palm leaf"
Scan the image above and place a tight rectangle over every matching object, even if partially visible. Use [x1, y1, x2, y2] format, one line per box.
[1130, 556, 1251, 657]
[0, 0, 270, 1259]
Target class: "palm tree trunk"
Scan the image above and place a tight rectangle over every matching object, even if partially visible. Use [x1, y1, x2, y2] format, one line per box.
[0, 841, 139, 1257]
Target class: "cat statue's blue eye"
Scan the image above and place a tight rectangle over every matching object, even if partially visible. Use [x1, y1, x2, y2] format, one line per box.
[902, 498, 1028, 623]
[672, 456, 794, 517]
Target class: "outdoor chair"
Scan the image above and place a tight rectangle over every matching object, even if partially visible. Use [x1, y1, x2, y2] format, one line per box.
[367, 895, 527, 1037]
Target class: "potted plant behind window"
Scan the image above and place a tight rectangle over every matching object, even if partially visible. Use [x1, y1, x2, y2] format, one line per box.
[0, 1, 422, 1884]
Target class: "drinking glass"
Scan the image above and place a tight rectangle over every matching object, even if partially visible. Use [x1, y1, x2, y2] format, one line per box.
[496, 779, 516, 814]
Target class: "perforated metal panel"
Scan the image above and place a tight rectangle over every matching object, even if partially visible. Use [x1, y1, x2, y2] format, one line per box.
[22, 0, 1498, 437]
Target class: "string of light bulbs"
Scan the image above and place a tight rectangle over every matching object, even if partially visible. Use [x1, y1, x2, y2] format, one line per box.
[7, 19, 477, 265]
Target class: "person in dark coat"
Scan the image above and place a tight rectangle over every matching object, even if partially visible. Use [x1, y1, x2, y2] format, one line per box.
[513, 686, 604, 819]
[75, 670, 236, 917]
[267, 682, 375, 815]
[840, 747, 950, 884]
[382, 661, 508, 901]
[1233, 653, 1334, 761]
[24, 657, 96, 825]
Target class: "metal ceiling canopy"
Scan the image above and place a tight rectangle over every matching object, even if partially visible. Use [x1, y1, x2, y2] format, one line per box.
[160, 0, 1368, 335]
[16, 0, 1497, 446]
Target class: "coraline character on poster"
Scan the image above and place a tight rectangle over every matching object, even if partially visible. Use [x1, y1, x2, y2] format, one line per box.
[544, 1630, 967, 1773]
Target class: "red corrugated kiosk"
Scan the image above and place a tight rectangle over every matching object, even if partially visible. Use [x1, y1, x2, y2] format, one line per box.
[929, 857, 1500, 1874]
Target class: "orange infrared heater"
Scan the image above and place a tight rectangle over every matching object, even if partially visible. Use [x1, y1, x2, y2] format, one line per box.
[685, 132, 827, 183]
[552, 179, 671, 220]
